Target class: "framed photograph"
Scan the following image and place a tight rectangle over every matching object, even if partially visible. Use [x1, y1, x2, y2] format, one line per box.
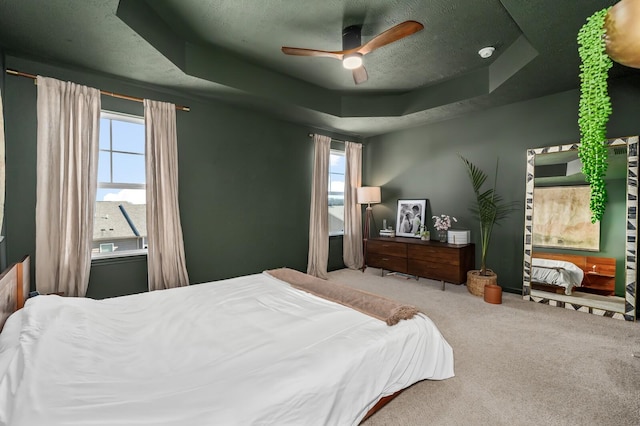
[533, 185, 600, 251]
[396, 199, 427, 237]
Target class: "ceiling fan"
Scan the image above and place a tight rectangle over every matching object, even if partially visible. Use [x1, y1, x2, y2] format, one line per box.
[281, 20, 424, 85]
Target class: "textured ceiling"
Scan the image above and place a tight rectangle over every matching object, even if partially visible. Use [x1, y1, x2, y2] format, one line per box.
[144, 0, 522, 92]
[0, 0, 637, 138]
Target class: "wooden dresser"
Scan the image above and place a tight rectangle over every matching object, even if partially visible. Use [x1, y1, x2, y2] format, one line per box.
[366, 237, 475, 285]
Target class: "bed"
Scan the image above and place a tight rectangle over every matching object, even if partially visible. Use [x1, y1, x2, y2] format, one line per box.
[531, 252, 616, 296]
[0, 258, 454, 425]
[0, 255, 29, 330]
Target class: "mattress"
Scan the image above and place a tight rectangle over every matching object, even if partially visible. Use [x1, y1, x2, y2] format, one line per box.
[0, 271, 454, 426]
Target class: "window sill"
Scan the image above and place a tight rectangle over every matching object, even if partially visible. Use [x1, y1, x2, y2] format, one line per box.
[91, 249, 147, 266]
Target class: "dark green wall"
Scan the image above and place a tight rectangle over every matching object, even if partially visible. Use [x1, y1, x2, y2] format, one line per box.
[3, 55, 347, 298]
[363, 75, 640, 294]
[7, 53, 637, 299]
[88, 256, 148, 299]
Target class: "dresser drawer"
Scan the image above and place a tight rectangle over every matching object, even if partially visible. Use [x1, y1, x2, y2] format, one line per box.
[367, 240, 407, 257]
[408, 259, 463, 283]
[409, 245, 460, 265]
[367, 253, 408, 273]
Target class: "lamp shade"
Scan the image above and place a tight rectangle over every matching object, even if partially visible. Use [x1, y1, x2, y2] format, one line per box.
[357, 186, 381, 205]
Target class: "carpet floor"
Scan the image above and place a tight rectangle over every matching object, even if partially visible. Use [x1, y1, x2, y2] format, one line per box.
[327, 268, 640, 426]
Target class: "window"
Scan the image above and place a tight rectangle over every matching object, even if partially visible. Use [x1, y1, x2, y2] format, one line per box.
[329, 149, 345, 235]
[92, 111, 147, 258]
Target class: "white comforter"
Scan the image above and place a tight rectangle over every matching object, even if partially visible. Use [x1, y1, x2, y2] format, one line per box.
[0, 272, 454, 426]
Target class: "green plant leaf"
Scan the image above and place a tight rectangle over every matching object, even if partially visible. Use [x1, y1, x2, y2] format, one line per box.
[459, 154, 519, 274]
[577, 7, 612, 222]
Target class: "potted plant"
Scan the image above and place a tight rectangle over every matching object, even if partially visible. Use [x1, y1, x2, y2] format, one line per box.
[459, 155, 518, 296]
[578, 1, 640, 222]
[577, 6, 613, 223]
[419, 225, 430, 241]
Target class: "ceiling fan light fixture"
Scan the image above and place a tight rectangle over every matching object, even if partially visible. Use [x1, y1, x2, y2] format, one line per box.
[343, 53, 363, 69]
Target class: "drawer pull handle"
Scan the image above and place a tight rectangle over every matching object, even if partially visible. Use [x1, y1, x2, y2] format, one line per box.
[382, 258, 389, 261]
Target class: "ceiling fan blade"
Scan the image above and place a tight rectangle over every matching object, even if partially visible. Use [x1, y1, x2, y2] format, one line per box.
[281, 46, 344, 60]
[352, 66, 368, 85]
[357, 20, 424, 55]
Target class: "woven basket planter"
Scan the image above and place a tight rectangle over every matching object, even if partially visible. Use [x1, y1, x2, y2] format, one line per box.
[466, 270, 497, 297]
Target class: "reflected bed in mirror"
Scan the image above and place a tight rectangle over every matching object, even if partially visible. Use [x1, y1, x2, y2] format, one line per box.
[523, 136, 638, 321]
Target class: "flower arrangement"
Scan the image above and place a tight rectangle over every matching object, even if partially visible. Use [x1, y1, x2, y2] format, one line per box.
[432, 214, 457, 231]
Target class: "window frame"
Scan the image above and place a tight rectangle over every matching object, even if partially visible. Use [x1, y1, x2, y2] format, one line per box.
[92, 110, 147, 260]
[99, 110, 145, 190]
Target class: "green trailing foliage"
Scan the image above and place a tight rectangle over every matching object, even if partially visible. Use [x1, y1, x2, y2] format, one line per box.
[577, 7, 612, 223]
[459, 155, 519, 276]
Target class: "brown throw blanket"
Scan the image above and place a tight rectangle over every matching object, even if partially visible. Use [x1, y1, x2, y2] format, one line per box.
[265, 268, 419, 326]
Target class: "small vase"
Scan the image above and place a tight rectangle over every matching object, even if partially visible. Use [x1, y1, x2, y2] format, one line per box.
[438, 230, 447, 242]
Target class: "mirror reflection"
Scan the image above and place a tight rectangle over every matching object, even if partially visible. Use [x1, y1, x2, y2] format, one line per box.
[523, 136, 638, 321]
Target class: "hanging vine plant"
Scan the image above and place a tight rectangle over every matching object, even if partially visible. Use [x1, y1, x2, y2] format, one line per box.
[577, 7, 613, 223]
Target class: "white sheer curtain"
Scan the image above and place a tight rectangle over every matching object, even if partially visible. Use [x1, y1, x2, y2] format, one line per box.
[307, 134, 331, 278]
[35, 76, 100, 296]
[343, 141, 363, 269]
[144, 99, 189, 291]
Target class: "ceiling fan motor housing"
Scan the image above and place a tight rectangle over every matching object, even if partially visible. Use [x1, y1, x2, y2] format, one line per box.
[342, 25, 362, 50]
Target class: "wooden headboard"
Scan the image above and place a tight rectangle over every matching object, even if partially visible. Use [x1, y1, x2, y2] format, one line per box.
[532, 252, 616, 294]
[0, 255, 31, 332]
[17, 255, 30, 309]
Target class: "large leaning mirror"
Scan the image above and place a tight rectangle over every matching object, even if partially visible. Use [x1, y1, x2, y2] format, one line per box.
[523, 136, 638, 321]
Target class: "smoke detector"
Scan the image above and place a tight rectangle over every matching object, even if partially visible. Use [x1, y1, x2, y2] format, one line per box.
[478, 46, 495, 59]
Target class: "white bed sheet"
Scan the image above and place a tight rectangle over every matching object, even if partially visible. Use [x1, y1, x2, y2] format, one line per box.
[531, 258, 584, 295]
[0, 272, 453, 426]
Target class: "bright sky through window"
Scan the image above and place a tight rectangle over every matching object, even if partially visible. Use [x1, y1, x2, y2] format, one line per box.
[329, 152, 345, 193]
[329, 150, 345, 235]
[97, 113, 146, 204]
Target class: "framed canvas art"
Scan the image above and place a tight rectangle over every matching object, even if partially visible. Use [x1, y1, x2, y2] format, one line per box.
[533, 185, 600, 251]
